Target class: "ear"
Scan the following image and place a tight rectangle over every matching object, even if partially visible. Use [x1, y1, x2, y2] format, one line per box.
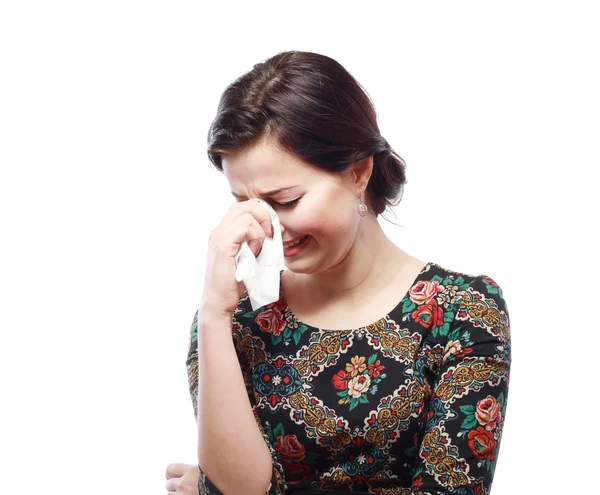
[351, 156, 373, 192]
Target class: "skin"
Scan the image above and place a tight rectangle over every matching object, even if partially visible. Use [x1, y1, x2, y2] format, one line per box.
[167, 135, 427, 493]
[165, 463, 199, 494]
[223, 135, 427, 329]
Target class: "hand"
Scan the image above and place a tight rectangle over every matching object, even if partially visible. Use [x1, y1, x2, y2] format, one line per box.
[165, 463, 199, 495]
[201, 199, 273, 316]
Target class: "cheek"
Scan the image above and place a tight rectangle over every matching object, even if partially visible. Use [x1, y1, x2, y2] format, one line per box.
[289, 199, 356, 240]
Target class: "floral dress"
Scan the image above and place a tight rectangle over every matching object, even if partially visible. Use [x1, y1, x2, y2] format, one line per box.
[186, 261, 511, 495]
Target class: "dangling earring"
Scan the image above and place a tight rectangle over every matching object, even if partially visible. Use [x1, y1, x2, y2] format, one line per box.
[358, 197, 367, 217]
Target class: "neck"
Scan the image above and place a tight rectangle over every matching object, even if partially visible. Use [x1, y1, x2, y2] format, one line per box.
[298, 215, 409, 302]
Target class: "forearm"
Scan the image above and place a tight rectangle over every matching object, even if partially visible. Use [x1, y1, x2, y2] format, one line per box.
[196, 307, 273, 495]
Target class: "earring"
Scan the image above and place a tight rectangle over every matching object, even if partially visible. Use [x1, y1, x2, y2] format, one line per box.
[358, 197, 367, 217]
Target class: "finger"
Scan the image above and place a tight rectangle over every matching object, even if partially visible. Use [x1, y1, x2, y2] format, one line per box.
[227, 200, 273, 238]
[226, 213, 266, 257]
[180, 464, 200, 479]
[247, 201, 274, 238]
[210, 211, 267, 259]
[239, 215, 266, 257]
[165, 477, 181, 491]
[165, 463, 191, 479]
[179, 465, 200, 491]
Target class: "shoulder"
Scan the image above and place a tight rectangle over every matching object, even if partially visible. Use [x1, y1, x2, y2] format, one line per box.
[426, 261, 507, 301]
[426, 261, 510, 340]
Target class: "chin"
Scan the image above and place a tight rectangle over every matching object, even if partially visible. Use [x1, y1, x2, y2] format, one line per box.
[284, 256, 329, 275]
[284, 263, 312, 274]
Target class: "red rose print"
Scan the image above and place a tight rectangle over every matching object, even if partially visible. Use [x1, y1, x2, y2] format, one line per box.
[255, 308, 285, 336]
[412, 301, 444, 329]
[467, 427, 497, 461]
[275, 434, 306, 463]
[409, 280, 444, 305]
[475, 396, 502, 430]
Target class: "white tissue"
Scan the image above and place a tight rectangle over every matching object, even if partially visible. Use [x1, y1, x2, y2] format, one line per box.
[235, 199, 285, 311]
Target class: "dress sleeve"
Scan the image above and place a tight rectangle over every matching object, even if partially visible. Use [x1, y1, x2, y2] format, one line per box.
[412, 274, 511, 495]
[186, 308, 288, 495]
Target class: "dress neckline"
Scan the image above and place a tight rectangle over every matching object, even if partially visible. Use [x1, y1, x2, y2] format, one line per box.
[278, 261, 434, 332]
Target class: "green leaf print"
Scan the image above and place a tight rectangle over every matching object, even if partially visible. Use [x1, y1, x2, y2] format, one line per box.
[402, 299, 416, 313]
[283, 327, 292, 338]
[486, 285, 500, 295]
[292, 330, 302, 345]
[455, 277, 470, 290]
[483, 279, 503, 297]
[337, 390, 348, 398]
[242, 311, 257, 319]
[404, 445, 417, 457]
[460, 405, 475, 415]
[190, 320, 198, 343]
[272, 334, 283, 345]
[367, 354, 378, 365]
[359, 395, 369, 404]
[447, 326, 462, 342]
[438, 322, 450, 337]
[460, 416, 478, 430]
[273, 423, 285, 438]
[265, 427, 274, 443]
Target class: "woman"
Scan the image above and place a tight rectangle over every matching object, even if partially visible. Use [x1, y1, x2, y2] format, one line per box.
[166, 51, 511, 495]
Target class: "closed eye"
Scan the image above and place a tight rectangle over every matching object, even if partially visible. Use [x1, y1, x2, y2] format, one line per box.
[274, 197, 301, 209]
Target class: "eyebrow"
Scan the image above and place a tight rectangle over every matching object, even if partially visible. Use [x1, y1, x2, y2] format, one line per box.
[231, 186, 298, 200]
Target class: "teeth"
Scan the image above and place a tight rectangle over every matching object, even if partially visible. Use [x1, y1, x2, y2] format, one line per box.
[286, 236, 306, 248]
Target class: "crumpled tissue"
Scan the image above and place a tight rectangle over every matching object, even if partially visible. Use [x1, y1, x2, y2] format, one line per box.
[235, 199, 285, 311]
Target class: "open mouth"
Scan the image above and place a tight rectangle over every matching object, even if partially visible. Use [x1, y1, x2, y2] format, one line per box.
[285, 235, 308, 248]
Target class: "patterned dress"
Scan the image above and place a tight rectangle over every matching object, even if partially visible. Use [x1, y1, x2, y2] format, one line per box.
[186, 261, 511, 495]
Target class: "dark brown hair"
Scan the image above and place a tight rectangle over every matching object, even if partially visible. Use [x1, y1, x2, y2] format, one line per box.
[207, 51, 407, 216]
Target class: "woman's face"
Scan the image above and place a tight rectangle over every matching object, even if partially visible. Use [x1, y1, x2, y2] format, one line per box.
[222, 137, 368, 274]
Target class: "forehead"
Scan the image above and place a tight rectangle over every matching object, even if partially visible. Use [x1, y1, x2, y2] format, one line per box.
[222, 138, 319, 194]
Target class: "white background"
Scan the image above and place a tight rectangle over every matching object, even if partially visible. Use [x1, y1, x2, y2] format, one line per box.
[1, 1, 598, 493]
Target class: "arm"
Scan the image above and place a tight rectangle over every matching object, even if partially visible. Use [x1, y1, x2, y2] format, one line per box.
[412, 274, 511, 495]
[186, 307, 287, 495]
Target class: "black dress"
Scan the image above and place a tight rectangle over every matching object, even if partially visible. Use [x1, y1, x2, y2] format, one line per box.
[186, 262, 511, 495]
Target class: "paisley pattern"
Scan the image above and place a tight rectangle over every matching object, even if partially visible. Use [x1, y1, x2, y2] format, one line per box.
[186, 262, 511, 494]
